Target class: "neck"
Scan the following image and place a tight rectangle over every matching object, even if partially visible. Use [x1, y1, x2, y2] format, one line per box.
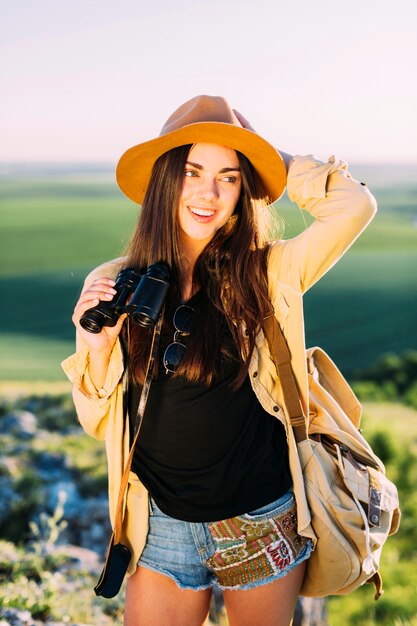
[180, 234, 207, 266]
[178, 238, 206, 303]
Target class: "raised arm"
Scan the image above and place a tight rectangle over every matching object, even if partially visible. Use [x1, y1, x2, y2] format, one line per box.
[272, 154, 377, 293]
[233, 110, 377, 293]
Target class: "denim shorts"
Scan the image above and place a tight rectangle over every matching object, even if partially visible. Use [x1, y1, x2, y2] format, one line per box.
[138, 489, 313, 591]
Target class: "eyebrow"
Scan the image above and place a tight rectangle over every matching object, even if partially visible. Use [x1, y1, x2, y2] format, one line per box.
[186, 161, 241, 173]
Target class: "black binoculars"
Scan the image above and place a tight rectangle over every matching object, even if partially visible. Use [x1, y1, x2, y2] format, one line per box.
[79, 261, 170, 334]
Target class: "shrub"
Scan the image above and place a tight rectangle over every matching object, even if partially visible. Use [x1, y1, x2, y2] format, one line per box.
[351, 380, 398, 402]
[0, 574, 56, 620]
[351, 350, 417, 400]
[0, 470, 43, 543]
[404, 381, 417, 410]
[367, 430, 398, 465]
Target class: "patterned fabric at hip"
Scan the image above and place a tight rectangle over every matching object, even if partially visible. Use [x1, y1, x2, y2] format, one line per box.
[205, 494, 309, 588]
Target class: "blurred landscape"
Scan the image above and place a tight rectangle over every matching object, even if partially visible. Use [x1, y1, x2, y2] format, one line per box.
[0, 161, 416, 381]
[0, 162, 416, 625]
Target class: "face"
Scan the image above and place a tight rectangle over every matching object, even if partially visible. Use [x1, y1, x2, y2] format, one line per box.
[177, 143, 242, 252]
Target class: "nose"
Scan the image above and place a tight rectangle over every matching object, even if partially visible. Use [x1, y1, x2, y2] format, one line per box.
[197, 176, 219, 202]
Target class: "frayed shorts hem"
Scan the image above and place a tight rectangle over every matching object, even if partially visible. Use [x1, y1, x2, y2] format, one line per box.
[139, 541, 313, 592]
[138, 560, 214, 591]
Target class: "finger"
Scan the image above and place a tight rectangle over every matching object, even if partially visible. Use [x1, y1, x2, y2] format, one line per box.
[72, 298, 100, 326]
[83, 283, 117, 297]
[82, 292, 115, 304]
[74, 297, 100, 316]
[78, 288, 117, 309]
[233, 109, 254, 131]
[113, 313, 128, 332]
[72, 293, 111, 322]
[86, 277, 116, 288]
[233, 109, 246, 123]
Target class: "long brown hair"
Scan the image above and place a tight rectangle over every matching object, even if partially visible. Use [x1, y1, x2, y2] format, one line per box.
[125, 144, 280, 388]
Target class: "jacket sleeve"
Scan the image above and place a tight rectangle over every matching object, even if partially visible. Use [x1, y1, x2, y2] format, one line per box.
[61, 257, 126, 440]
[61, 340, 125, 440]
[269, 155, 377, 294]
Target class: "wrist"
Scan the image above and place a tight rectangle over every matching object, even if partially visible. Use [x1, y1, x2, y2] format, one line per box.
[89, 344, 113, 359]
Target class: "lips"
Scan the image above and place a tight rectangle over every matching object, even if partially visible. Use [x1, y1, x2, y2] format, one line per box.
[187, 206, 217, 224]
[189, 206, 215, 217]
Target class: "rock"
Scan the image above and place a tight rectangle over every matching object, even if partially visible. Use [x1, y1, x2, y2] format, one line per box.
[67, 497, 111, 556]
[45, 481, 80, 516]
[0, 411, 37, 439]
[54, 544, 102, 575]
[0, 476, 19, 523]
[31, 489, 110, 557]
[0, 608, 36, 625]
[35, 453, 68, 483]
[0, 456, 19, 475]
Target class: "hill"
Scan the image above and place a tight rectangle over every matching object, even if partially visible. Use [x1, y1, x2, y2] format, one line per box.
[0, 162, 416, 381]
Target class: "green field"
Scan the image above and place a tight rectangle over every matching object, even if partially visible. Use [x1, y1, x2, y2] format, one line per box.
[0, 163, 416, 381]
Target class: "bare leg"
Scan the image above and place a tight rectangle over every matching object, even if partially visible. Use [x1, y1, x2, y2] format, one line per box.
[124, 566, 212, 626]
[223, 559, 307, 626]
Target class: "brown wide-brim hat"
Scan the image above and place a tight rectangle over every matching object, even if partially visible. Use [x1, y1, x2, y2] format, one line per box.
[116, 95, 286, 205]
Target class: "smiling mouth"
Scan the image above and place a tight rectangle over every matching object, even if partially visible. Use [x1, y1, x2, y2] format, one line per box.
[189, 206, 215, 217]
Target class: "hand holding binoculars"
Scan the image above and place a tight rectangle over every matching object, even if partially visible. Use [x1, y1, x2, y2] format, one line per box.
[79, 262, 170, 334]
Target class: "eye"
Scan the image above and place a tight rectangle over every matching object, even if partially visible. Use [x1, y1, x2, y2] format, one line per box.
[185, 169, 198, 178]
[221, 175, 238, 183]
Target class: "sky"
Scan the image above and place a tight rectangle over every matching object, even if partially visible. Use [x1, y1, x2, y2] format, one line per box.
[1, 0, 416, 165]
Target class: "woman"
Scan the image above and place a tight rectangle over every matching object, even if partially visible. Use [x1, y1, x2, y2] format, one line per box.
[62, 95, 377, 626]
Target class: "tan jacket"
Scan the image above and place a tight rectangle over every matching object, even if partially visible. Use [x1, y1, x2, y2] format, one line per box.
[62, 154, 377, 575]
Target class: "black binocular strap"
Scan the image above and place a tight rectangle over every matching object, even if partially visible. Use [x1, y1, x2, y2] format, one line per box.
[113, 315, 163, 544]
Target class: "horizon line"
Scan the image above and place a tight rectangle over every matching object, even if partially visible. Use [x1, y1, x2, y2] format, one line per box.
[1, 159, 417, 168]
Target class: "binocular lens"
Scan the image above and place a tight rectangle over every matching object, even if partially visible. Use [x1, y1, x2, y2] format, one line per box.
[80, 313, 106, 334]
[131, 310, 155, 327]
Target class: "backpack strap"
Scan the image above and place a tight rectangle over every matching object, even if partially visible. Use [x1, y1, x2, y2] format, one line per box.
[263, 314, 307, 443]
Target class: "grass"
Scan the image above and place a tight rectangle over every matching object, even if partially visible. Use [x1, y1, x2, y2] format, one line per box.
[1, 165, 416, 381]
[0, 196, 135, 276]
[303, 251, 417, 373]
[0, 380, 72, 399]
[361, 402, 417, 445]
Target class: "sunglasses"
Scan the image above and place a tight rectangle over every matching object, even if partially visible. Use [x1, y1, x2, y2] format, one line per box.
[163, 305, 195, 374]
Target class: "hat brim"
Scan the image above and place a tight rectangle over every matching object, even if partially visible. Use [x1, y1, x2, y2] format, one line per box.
[116, 122, 286, 205]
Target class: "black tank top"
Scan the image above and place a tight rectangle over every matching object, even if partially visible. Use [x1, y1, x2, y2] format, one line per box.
[128, 290, 292, 522]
